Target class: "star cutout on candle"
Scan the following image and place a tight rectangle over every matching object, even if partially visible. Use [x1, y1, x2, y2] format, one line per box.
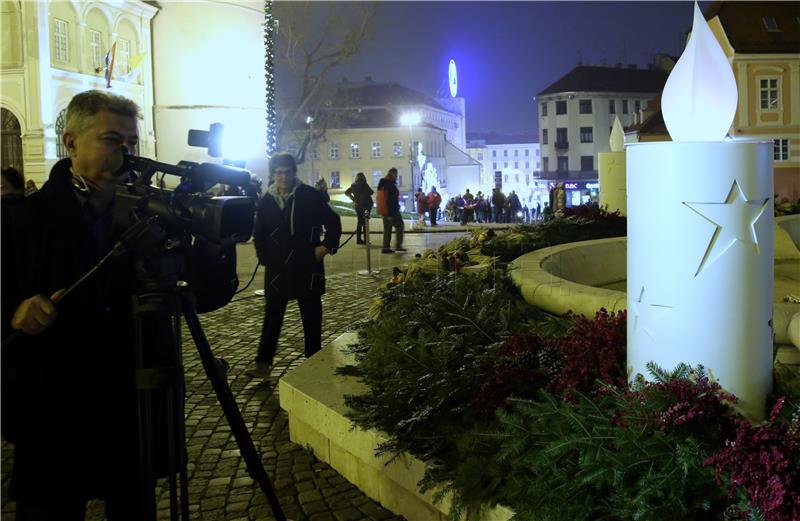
[630, 286, 674, 340]
[683, 179, 769, 277]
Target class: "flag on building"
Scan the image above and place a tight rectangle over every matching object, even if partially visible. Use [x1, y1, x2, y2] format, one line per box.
[104, 41, 117, 88]
[119, 52, 146, 82]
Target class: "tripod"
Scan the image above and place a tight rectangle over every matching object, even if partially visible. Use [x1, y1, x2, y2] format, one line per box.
[126, 218, 287, 521]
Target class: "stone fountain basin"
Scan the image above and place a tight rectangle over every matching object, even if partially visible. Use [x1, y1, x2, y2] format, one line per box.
[508, 215, 800, 348]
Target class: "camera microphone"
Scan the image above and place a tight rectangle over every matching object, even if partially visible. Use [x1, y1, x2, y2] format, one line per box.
[122, 154, 251, 187]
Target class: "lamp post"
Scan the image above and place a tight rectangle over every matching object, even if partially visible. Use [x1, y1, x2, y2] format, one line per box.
[400, 113, 420, 211]
[305, 116, 315, 183]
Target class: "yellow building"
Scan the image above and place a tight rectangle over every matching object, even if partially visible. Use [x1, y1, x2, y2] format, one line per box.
[707, 1, 800, 200]
[283, 80, 478, 207]
[630, 2, 800, 200]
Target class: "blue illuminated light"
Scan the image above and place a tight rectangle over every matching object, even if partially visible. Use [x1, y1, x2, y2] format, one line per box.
[448, 59, 458, 98]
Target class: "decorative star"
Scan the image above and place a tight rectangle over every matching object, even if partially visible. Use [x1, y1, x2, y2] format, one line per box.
[630, 286, 674, 340]
[683, 180, 769, 277]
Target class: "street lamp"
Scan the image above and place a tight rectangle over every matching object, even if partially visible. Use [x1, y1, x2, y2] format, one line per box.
[306, 115, 315, 183]
[399, 112, 420, 210]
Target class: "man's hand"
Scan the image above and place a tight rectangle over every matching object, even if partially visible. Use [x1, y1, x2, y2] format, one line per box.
[11, 289, 65, 335]
[314, 245, 329, 262]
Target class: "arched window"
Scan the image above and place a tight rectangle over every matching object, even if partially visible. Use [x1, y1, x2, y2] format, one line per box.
[55, 108, 68, 159]
[1, 108, 23, 173]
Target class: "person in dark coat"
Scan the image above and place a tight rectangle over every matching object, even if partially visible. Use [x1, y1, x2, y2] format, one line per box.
[1, 90, 238, 520]
[344, 172, 374, 244]
[376, 167, 405, 253]
[1, 166, 25, 202]
[247, 153, 341, 378]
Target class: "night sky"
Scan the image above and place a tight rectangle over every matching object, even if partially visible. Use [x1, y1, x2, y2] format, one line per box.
[334, 1, 702, 138]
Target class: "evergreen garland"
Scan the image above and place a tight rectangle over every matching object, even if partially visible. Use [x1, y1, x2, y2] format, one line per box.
[263, 0, 277, 155]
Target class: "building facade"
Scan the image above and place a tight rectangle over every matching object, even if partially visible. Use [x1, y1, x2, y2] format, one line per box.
[535, 64, 668, 205]
[467, 138, 542, 206]
[283, 80, 478, 207]
[707, 1, 800, 200]
[1, 0, 157, 183]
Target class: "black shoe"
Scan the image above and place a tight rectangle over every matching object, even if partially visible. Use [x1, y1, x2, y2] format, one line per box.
[381, 248, 395, 254]
[395, 247, 407, 252]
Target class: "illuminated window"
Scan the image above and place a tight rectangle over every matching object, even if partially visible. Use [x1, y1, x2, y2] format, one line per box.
[350, 142, 360, 159]
[329, 143, 339, 159]
[89, 29, 103, 70]
[55, 108, 68, 158]
[540, 102, 548, 117]
[371, 141, 381, 158]
[392, 140, 402, 157]
[372, 169, 382, 186]
[53, 19, 69, 62]
[773, 138, 789, 161]
[579, 100, 592, 114]
[118, 39, 130, 75]
[580, 127, 593, 143]
[760, 79, 779, 109]
[330, 171, 340, 188]
[580, 156, 593, 171]
[556, 101, 567, 115]
[622, 100, 629, 114]
[609, 99, 615, 114]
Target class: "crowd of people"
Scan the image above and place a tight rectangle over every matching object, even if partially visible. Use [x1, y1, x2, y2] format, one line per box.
[443, 187, 551, 225]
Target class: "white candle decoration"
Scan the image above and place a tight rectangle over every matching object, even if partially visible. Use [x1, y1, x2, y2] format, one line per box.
[599, 116, 627, 215]
[627, 2, 773, 420]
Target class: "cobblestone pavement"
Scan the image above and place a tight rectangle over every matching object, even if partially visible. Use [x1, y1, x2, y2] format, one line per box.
[1, 271, 405, 521]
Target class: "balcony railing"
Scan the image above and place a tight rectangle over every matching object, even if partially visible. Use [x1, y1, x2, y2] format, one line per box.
[554, 140, 569, 150]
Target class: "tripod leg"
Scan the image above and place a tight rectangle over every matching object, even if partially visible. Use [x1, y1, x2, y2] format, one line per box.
[179, 292, 287, 521]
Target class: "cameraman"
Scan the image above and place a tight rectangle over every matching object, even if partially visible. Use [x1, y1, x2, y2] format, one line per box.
[1, 90, 234, 520]
[246, 153, 341, 378]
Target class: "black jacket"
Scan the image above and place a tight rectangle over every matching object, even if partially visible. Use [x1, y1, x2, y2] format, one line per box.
[377, 177, 400, 215]
[344, 180, 374, 212]
[254, 183, 341, 300]
[1, 158, 237, 503]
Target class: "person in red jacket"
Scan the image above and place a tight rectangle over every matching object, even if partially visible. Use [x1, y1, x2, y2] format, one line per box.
[426, 186, 442, 226]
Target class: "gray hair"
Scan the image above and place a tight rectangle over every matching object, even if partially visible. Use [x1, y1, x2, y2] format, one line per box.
[64, 90, 141, 136]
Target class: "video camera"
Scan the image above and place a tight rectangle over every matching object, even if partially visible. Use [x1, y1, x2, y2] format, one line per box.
[114, 154, 255, 246]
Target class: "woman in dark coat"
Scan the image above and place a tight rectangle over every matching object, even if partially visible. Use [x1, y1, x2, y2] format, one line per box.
[247, 153, 341, 378]
[344, 172, 374, 244]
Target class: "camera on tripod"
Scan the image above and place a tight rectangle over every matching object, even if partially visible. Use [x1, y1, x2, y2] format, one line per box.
[114, 154, 255, 246]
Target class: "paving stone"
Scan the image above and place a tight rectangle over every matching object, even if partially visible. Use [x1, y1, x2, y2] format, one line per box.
[334, 507, 367, 521]
[298, 489, 324, 504]
[302, 499, 331, 515]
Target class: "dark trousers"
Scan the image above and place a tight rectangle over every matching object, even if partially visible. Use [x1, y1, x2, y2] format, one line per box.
[355, 207, 369, 242]
[381, 213, 404, 249]
[257, 295, 323, 363]
[429, 207, 438, 226]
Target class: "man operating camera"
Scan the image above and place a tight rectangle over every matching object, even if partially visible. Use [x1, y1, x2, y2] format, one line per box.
[1, 90, 237, 520]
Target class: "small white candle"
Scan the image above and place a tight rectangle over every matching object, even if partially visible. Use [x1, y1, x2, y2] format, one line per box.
[599, 116, 627, 215]
[626, 3, 773, 420]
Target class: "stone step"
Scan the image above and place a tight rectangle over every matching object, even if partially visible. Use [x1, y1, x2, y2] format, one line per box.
[279, 332, 514, 521]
